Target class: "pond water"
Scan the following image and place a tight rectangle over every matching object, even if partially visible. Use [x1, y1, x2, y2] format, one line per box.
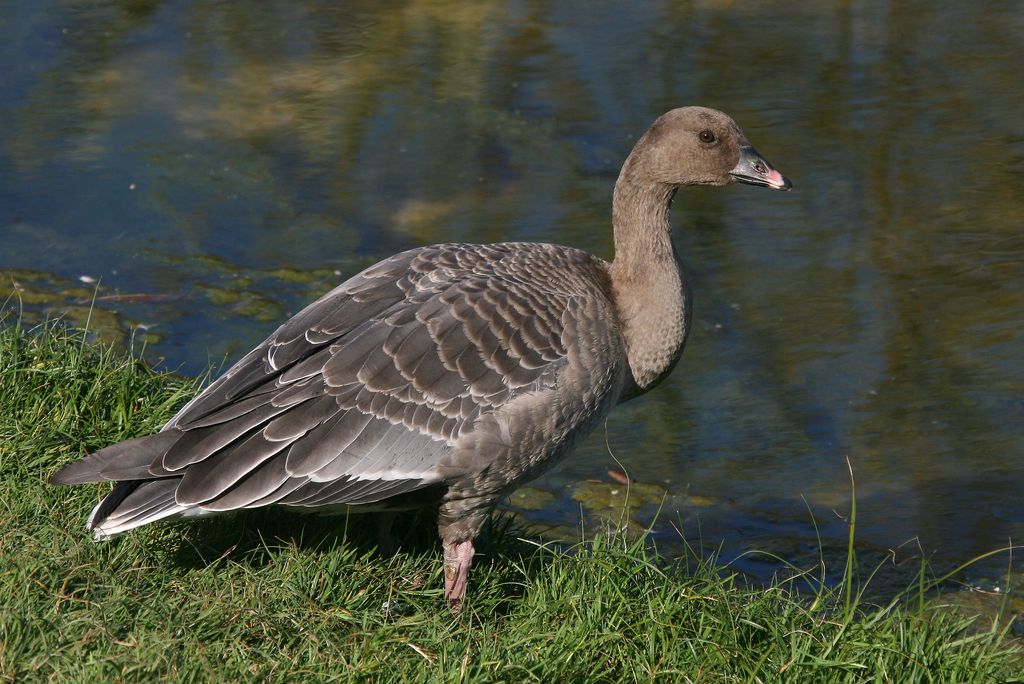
[3, 1, 1023, 583]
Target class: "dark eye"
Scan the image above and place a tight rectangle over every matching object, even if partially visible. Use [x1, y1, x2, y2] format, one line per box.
[699, 130, 716, 144]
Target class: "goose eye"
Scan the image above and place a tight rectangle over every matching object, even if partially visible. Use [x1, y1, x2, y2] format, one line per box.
[699, 130, 716, 144]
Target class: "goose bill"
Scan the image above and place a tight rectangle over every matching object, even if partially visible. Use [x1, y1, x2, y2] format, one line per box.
[729, 146, 792, 191]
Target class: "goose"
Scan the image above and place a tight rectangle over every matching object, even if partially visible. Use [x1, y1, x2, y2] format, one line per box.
[51, 107, 791, 607]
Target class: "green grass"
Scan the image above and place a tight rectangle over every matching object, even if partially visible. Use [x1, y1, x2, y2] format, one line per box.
[1, 319, 1020, 682]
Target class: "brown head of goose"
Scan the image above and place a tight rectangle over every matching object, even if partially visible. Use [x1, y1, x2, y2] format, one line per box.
[51, 106, 791, 608]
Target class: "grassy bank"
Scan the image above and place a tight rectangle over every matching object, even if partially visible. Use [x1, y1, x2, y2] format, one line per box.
[0, 320, 1020, 682]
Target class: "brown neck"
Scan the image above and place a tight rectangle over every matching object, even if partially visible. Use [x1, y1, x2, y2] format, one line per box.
[608, 158, 690, 395]
[610, 174, 677, 278]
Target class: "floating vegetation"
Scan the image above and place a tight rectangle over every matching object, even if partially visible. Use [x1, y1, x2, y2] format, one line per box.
[196, 284, 283, 323]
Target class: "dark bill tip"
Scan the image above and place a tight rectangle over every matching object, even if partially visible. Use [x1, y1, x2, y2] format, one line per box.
[730, 145, 792, 191]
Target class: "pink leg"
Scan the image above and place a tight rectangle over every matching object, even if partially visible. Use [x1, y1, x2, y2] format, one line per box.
[442, 540, 475, 608]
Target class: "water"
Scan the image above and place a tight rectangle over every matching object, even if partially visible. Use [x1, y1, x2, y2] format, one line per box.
[2, 1, 1023, 581]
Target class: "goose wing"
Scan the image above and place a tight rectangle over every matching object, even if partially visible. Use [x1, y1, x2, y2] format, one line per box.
[53, 243, 590, 525]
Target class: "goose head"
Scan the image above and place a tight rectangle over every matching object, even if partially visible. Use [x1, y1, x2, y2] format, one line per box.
[627, 106, 792, 191]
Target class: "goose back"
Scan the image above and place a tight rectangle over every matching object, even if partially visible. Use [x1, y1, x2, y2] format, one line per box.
[54, 242, 629, 537]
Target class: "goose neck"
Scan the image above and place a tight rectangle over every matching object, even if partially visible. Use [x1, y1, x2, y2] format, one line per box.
[610, 174, 679, 283]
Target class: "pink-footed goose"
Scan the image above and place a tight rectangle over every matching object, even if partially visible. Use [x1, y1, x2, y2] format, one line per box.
[51, 107, 791, 608]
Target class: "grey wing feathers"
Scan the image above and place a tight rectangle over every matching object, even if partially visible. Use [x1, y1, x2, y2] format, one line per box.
[51, 243, 604, 537]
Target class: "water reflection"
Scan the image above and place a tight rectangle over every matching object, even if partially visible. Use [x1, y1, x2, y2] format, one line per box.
[2, 0, 1022, 579]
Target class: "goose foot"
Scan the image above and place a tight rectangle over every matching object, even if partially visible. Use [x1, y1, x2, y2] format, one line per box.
[442, 539, 475, 610]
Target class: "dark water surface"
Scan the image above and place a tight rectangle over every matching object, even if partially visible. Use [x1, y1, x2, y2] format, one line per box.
[3, 1, 1023, 580]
